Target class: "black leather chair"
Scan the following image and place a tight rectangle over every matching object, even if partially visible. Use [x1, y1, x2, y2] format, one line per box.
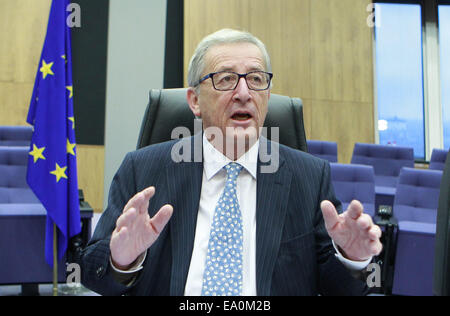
[137, 88, 307, 151]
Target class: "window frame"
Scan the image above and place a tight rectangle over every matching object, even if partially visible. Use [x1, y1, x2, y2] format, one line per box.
[373, 0, 447, 162]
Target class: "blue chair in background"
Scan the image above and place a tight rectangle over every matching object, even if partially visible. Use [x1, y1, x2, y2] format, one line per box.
[0, 146, 93, 293]
[429, 148, 449, 171]
[0, 147, 66, 285]
[330, 163, 376, 217]
[307, 140, 338, 162]
[391, 167, 443, 296]
[350, 143, 414, 212]
[0, 126, 32, 147]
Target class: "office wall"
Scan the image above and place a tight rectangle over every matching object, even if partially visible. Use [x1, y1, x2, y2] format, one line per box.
[0, 0, 51, 126]
[184, 0, 375, 163]
[104, 0, 167, 208]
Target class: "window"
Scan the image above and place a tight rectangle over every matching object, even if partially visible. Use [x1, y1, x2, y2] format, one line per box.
[374, 1, 449, 160]
[439, 5, 450, 150]
[375, 3, 425, 159]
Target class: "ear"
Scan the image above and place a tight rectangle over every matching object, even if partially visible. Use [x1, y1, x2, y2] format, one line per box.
[187, 87, 201, 118]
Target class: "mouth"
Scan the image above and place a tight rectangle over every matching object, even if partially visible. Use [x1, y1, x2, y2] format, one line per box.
[231, 111, 253, 122]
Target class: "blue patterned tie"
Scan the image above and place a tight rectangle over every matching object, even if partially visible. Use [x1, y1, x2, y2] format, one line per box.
[201, 162, 244, 296]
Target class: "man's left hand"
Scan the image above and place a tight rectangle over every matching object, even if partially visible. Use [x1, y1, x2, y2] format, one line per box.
[321, 200, 383, 261]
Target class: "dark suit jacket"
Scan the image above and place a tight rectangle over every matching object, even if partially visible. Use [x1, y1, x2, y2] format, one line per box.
[81, 135, 369, 296]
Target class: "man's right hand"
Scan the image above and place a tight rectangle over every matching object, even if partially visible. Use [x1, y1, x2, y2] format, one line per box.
[110, 186, 173, 270]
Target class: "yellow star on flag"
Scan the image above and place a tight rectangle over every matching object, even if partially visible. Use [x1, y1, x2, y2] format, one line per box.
[50, 163, 68, 183]
[68, 116, 75, 129]
[66, 86, 73, 98]
[67, 139, 76, 156]
[29, 144, 46, 163]
[40, 60, 54, 79]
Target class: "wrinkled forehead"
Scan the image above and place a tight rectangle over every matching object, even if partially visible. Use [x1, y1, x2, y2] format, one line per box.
[203, 42, 267, 73]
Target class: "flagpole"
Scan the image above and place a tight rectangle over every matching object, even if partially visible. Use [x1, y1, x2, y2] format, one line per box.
[26, 0, 82, 296]
[53, 223, 58, 296]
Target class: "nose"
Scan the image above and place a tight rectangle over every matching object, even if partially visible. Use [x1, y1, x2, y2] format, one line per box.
[232, 76, 251, 103]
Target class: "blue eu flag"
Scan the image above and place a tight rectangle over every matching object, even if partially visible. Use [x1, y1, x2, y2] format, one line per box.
[26, 0, 81, 267]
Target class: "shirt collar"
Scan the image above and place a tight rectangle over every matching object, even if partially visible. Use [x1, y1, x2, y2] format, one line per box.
[202, 133, 259, 180]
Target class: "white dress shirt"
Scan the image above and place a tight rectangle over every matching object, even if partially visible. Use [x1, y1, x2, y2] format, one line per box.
[184, 134, 259, 296]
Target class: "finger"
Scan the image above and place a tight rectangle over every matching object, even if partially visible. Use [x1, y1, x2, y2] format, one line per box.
[123, 186, 155, 213]
[116, 207, 138, 230]
[141, 186, 156, 202]
[320, 200, 340, 232]
[110, 226, 132, 266]
[149, 204, 173, 234]
[356, 213, 373, 231]
[368, 224, 382, 241]
[134, 187, 155, 213]
[369, 239, 383, 256]
[113, 225, 129, 242]
[136, 186, 154, 214]
[111, 224, 131, 253]
[347, 200, 363, 220]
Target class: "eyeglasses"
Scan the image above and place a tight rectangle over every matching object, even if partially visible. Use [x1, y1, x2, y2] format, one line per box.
[195, 71, 273, 91]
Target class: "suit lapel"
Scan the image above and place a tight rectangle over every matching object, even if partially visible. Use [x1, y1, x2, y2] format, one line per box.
[167, 134, 203, 296]
[255, 140, 291, 295]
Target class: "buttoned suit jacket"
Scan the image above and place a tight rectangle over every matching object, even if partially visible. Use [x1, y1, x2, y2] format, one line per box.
[81, 134, 368, 296]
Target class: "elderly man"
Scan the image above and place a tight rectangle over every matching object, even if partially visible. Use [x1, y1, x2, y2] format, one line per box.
[81, 29, 382, 296]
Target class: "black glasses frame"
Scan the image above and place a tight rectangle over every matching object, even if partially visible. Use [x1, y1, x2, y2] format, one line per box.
[195, 71, 273, 91]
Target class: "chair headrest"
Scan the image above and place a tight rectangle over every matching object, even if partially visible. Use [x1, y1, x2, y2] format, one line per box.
[0, 126, 32, 146]
[352, 143, 414, 160]
[431, 148, 449, 162]
[0, 147, 35, 201]
[0, 147, 29, 166]
[137, 88, 307, 152]
[394, 167, 443, 214]
[397, 167, 443, 189]
[330, 163, 375, 182]
[430, 149, 449, 170]
[351, 143, 415, 176]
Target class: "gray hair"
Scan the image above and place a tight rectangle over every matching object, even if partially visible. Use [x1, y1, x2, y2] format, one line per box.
[187, 29, 272, 89]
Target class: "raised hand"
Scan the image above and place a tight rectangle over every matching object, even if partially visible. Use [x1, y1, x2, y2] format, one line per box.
[110, 186, 173, 270]
[320, 200, 382, 261]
